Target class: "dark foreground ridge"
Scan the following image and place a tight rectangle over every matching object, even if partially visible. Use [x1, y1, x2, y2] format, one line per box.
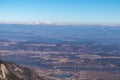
[0, 59, 58, 80]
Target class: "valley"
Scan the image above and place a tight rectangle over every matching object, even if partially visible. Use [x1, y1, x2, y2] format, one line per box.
[0, 24, 120, 80]
[0, 40, 120, 80]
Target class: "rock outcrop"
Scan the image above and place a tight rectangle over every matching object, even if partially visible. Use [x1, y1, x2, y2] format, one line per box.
[0, 59, 57, 80]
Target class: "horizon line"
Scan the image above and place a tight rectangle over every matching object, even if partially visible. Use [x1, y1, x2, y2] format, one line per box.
[0, 21, 120, 27]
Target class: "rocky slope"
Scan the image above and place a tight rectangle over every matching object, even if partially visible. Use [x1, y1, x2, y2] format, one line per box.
[0, 59, 58, 80]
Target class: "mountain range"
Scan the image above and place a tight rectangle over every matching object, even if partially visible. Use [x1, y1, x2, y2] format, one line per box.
[0, 24, 120, 44]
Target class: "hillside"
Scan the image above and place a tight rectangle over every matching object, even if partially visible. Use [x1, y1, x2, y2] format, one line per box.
[0, 59, 59, 80]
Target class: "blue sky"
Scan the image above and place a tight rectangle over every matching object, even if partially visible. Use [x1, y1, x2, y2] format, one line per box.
[0, 0, 120, 24]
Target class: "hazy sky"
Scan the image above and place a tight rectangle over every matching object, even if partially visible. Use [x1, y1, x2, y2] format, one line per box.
[0, 0, 120, 24]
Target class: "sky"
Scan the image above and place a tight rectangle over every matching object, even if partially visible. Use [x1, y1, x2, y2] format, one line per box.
[0, 0, 120, 24]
